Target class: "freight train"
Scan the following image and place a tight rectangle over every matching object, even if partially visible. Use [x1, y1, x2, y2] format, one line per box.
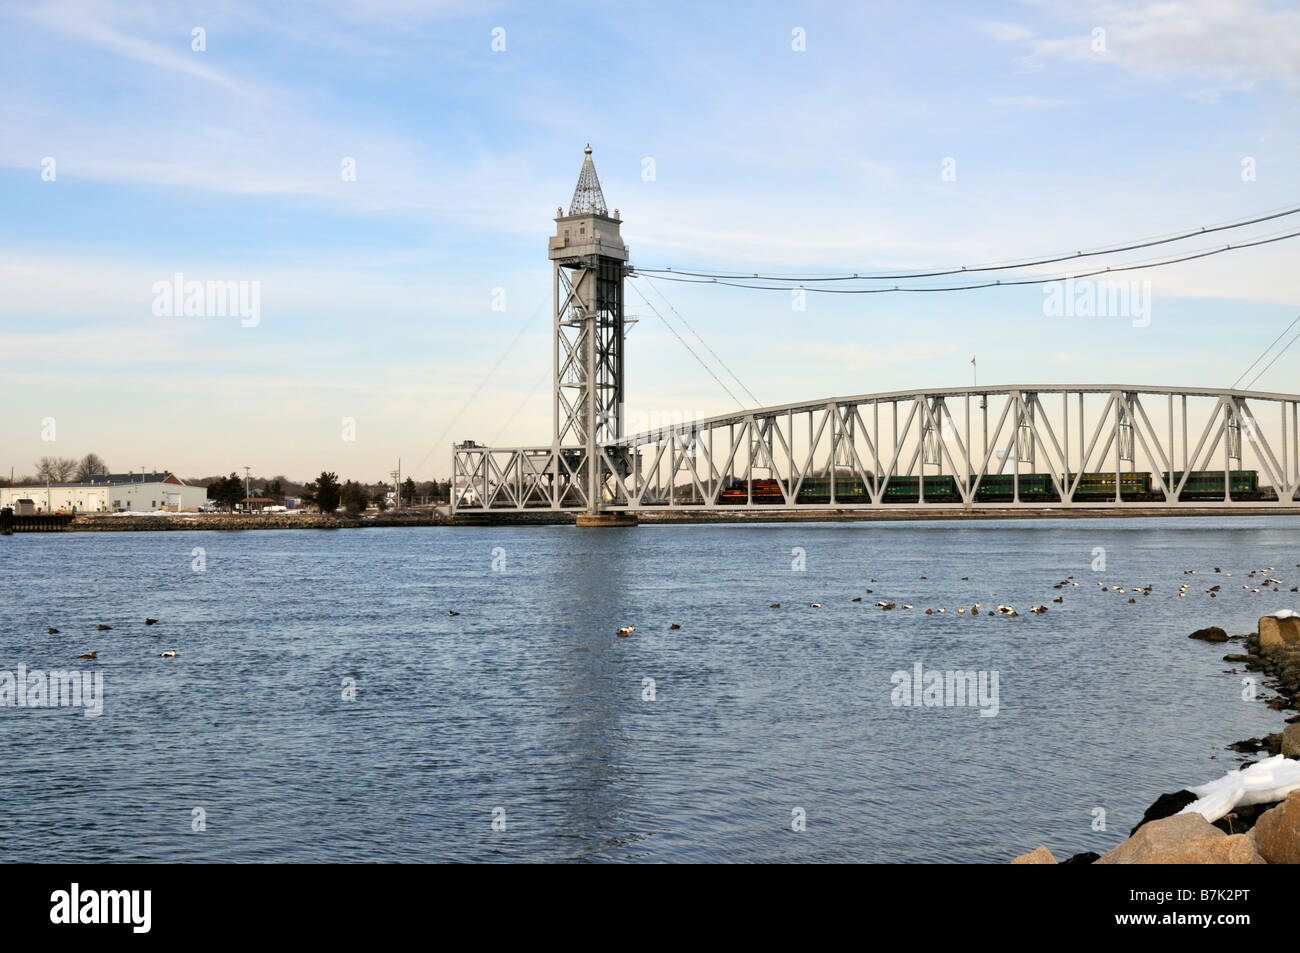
[716, 470, 1265, 504]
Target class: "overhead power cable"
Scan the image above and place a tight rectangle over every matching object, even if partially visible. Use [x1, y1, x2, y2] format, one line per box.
[1232, 314, 1300, 389]
[409, 291, 549, 479]
[629, 283, 747, 410]
[636, 203, 1300, 282]
[489, 366, 552, 446]
[1244, 327, 1300, 391]
[636, 228, 1300, 295]
[636, 275, 762, 406]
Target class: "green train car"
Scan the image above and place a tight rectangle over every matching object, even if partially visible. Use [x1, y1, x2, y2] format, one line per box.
[791, 476, 872, 504]
[1161, 470, 1259, 500]
[873, 472, 1153, 503]
[879, 475, 960, 502]
[974, 473, 1058, 501]
[1069, 471, 1153, 500]
[718, 469, 1261, 504]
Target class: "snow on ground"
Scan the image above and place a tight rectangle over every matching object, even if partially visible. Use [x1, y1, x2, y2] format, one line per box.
[1179, 755, 1300, 822]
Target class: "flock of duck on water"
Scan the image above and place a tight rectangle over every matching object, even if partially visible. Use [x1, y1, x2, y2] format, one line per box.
[48, 564, 1300, 646]
[44, 618, 176, 659]
[608, 564, 1300, 636]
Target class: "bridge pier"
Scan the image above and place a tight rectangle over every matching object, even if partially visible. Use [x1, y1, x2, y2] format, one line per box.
[575, 512, 638, 527]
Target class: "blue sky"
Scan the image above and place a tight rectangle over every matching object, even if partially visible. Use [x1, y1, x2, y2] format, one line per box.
[1, 0, 1297, 482]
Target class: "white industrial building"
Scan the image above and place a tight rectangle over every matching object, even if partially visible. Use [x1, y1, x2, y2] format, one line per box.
[0, 472, 208, 513]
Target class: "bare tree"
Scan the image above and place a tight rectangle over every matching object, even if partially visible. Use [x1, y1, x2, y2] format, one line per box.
[36, 457, 78, 482]
[75, 453, 108, 481]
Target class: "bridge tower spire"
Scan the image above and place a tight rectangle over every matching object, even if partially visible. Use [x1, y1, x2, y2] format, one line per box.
[549, 145, 631, 516]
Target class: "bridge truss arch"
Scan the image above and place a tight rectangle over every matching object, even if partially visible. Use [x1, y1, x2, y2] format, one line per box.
[452, 385, 1300, 513]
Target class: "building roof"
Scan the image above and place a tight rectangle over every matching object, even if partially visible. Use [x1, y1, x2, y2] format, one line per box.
[85, 472, 186, 486]
[568, 145, 608, 216]
[7, 471, 189, 489]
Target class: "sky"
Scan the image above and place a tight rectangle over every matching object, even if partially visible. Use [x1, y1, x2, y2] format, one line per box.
[1, 0, 1297, 483]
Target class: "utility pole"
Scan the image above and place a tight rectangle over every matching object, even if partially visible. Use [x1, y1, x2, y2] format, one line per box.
[389, 458, 402, 509]
[243, 466, 251, 511]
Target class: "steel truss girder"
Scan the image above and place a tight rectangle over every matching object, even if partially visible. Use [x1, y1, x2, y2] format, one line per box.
[453, 385, 1300, 512]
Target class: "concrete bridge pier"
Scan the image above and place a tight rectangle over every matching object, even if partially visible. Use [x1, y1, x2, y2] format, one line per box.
[575, 512, 638, 527]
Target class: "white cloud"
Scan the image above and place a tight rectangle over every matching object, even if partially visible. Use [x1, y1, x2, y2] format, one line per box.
[1183, 80, 1258, 103]
[991, 1, 1300, 86]
[982, 22, 1034, 43]
[15, 0, 252, 91]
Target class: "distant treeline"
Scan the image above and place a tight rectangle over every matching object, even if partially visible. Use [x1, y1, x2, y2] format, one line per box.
[190, 472, 452, 514]
[0, 460, 451, 513]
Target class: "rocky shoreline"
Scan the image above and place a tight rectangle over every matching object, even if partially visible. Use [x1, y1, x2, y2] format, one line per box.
[1014, 616, 1300, 864]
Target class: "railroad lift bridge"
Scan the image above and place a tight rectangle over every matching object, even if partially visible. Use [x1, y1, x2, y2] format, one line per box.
[451, 147, 1300, 522]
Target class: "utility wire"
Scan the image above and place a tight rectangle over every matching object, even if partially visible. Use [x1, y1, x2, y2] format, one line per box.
[637, 203, 1300, 282]
[637, 275, 762, 406]
[636, 229, 1300, 294]
[409, 291, 550, 479]
[1232, 314, 1300, 389]
[629, 282, 747, 410]
[489, 366, 552, 445]
[1244, 329, 1300, 391]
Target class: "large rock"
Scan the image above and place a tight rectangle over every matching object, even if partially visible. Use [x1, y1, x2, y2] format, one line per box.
[1198, 834, 1267, 864]
[1011, 845, 1057, 864]
[1252, 791, 1300, 863]
[1097, 813, 1265, 864]
[1189, 626, 1228, 643]
[1130, 789, 1198, 836]
[1259, 616, 1300, 653]
[1213, 800, 1273, 834]
[1061, 851, 1100, 865]
[1284, 723, 1300, 759]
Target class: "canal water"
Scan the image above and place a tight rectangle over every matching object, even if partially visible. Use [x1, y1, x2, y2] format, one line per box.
[2, 517, 1296, 862]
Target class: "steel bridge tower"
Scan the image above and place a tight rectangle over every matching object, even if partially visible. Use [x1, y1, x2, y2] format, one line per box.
[548, 145, 631, 516]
